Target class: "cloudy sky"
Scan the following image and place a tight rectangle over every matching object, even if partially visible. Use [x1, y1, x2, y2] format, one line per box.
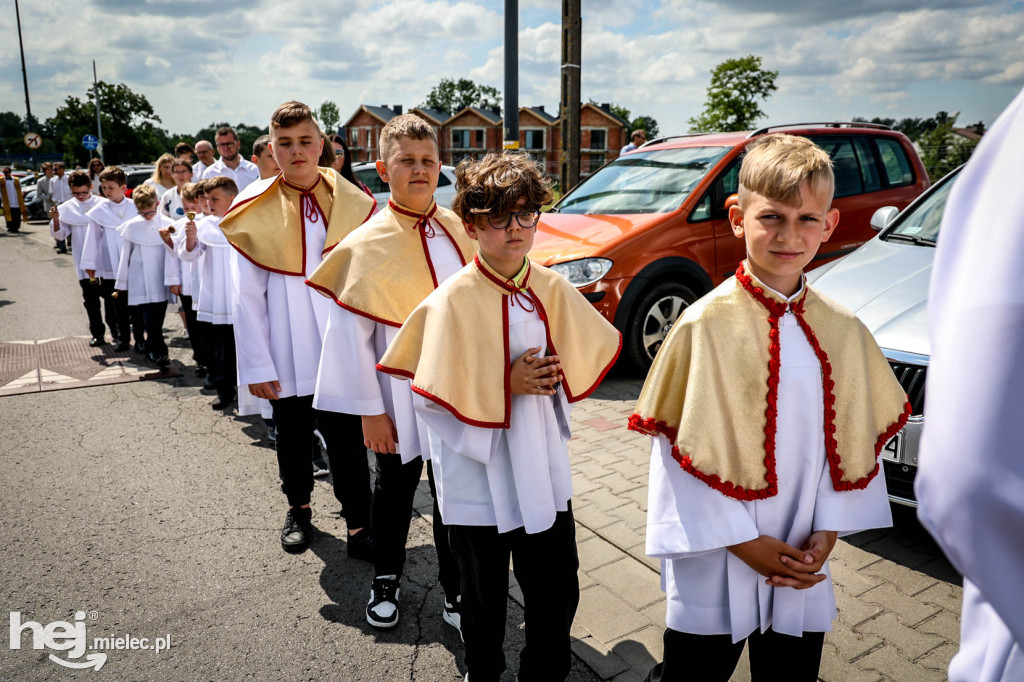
[2, 0, 1023, 138]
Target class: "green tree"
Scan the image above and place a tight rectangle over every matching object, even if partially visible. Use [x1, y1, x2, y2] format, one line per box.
[47, 82, 167, 166]
[918, 111, 977, 182]
[688, 55, 778, 133]
[422, 78, 501, 115]
[316, 101, 341, 134]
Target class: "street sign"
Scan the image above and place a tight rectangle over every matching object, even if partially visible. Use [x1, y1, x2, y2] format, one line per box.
[82, 134, 99, 150]
[24, 132, 41, 149]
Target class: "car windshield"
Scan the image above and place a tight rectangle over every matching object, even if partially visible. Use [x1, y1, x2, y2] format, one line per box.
[555, 146, 730, 215]
[883, 168, 960, 244]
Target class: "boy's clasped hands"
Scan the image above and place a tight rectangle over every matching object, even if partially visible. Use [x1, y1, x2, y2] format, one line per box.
[510, 347, 563, 395]
[728, 530, 838, 589]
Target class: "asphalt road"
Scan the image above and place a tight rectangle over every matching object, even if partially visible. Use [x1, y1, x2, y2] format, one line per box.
[0, 222, 602, 681]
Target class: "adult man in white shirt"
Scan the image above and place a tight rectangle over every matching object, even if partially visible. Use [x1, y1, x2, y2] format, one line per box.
[193, 140, 215, 181]
[50, 162, 72, 252]
[201, 127, 259, 191]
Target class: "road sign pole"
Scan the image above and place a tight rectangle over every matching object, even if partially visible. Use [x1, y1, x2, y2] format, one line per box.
[93, 60, 105, 164]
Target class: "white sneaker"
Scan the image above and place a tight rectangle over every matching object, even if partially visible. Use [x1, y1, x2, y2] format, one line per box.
[366, 575, 400, 628]
[443, 595, 463, 641]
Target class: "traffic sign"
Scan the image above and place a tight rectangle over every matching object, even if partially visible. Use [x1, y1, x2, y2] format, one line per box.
[24, 132, 42, 149]
[82, 134, 99, 150]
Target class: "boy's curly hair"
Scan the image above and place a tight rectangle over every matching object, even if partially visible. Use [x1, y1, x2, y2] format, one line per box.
[451, 152, 553, 222]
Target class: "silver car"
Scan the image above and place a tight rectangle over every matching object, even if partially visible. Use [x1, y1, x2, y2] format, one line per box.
[352, 162, 458, 210]
[808, 166, 961, 507]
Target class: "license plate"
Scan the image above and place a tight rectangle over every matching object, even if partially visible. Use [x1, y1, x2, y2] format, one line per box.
[882, 431, 904, 464]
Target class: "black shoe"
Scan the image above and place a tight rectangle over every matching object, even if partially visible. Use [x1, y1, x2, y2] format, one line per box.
[134, 341, 147, 354]
[266, 425, 277, 445]
[194, 365, 208, 377]
[203, 376, 216, 391]
[347, 528, 373, 562]
[155, 355, 170, 368]
[56, 247, 68, 253]
[366, 575, 401, 628]
[212, 392, 235, 410]
[113, 340, 130, 352]
[281, 507, 312, 553]
[312, 456, 330, 478]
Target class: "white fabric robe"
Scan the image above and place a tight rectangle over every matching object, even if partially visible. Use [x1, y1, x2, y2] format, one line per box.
[50, 196, 102, 280]
[412, 299, 573, 534]
[231, 206, 331, 399]
[114, 215, 176, 305]
[646, 295, 892, 643]
[916, 85, 1024, 682]
[81, 197, 137, 280]
[177, 215, 233, 324]
[201, 158, 259, 191]
[312, 221, 463, 462]
[166, 217, 195, 298]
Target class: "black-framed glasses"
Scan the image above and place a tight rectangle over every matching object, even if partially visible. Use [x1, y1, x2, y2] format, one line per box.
[486, 208, 542, 230]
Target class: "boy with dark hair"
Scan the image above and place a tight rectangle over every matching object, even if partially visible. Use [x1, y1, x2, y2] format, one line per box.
[49, 171, 108, 345]
[81, 166, 137, 352]
[377, 151, 621, 680]
[308, 113, 478, 631]
[629, 134, 910, 681]
[222, 101, 374, 553]
[250, 134, 279, 179]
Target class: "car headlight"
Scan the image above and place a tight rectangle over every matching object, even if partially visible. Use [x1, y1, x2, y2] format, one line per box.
[549, 258, 613, 287]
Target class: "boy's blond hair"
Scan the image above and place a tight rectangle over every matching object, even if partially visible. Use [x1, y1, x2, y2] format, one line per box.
[378, 114, 437, 161]
[132, 183, 158, 209]
[180, 182, 200, 202]
[451, 152, 553, 222]
[738, 134, 834, 208]
[204, 175, 239, 196]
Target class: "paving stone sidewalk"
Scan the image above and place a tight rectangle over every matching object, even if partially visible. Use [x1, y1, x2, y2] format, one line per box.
[509, 371, 961, 682]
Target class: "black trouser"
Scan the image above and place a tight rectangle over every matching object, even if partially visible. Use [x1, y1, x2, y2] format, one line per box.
[448, 506, 579, 682]
[79, 277, 117, 340]
[207, 323, 236, 399]
[370, 454, 460, 599]
[179, 295, 201, 363]
[270, 396, 371, 530]
[6, 212, 22, 232]
[138, 301, 168, 358]
[191, 319, 213, 370]
[109, 281, 131, 343]
[646, 626, 825, 682]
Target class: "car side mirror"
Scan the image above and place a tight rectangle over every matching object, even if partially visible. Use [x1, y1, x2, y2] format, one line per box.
[870, 206, 899, 231]
[724, 193, 739, 212]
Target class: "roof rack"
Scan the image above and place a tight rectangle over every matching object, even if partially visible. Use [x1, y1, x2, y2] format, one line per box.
[638, 131, 720, 149]
[747, 121, 892, 137]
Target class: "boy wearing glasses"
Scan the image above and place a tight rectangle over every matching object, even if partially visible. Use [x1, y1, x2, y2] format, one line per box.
[377, 152, 621, 681]
[307, 114, 475, 631]
[114, 184, 177, 367]
[49, 171, 108, 344]
[201, 126, 259, 191]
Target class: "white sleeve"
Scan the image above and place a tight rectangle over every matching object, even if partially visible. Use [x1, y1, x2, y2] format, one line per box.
[176, 236, 204, 262]
[313, 305, 386, 415]
[163, 246, 180, 286]
[231, 250, 277, 386]
[79, 221, 103, 272]
[414, 393, 499, 464]
[812, 455, 892, 536]
[50, 218, 70, 241]
[645, 435, 759, 560]
[114, 241, 131, 291]
[916, 86, 1024, 647]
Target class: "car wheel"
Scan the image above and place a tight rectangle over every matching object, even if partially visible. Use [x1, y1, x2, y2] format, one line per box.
[626, 281, 699, 371]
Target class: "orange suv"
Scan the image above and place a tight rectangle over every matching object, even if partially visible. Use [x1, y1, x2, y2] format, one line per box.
[533, 123, 930, 369]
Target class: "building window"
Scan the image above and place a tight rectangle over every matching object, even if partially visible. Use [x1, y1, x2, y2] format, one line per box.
[351, 129, 359, 146]
[590, 154, 606, 172]
[589, 129, 606, 150]
[525, 129, 544, 150]
[476, 130, 484, 147]
[452, 130, 471, 149]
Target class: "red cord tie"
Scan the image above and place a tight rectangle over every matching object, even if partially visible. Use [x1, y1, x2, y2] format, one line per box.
[508, 286, 537, 312]
[299, 190, 318, 222]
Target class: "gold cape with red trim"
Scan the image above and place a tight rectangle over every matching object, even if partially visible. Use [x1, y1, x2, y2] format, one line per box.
[218, 167, 375, 276]
[377, 255, 622, 428]
[305, 200, 477, 327]
[1, 177, 28, 222]
[628, 263, 911, 501]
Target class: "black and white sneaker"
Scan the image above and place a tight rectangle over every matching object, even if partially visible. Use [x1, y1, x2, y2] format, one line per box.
[443, 595, 463, 641]
[366, 575, 400, 628]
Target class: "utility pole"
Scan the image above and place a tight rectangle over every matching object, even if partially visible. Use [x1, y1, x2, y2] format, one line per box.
[503, 0, 519, 151]
[15, 0, 33, 131]
[559, 0, 581, 194]
[93, 60, 105, 164]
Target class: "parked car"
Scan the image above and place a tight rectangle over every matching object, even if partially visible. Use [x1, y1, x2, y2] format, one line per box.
[352, 162, 458, 210]
[123, 166, 154, 197]
[807, 165, 961, 507]
[532, 122, 930, 370]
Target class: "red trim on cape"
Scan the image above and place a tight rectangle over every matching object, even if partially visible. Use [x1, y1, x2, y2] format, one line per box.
[434, 220, 469, 267]
[419, 223, 439, 288]
[375, 363, 414, 380]
[410, 384, 510, 429]
[304, 279, 403, 327]
[321, 199, 377, 257]
[502, 295, 512, 428]
[230, 242, 303, 277]
[474, 253, 530, 293]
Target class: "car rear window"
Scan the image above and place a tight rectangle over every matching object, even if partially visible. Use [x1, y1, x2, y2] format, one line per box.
[876, 138, 915, 187]
[556, 146, 730, 215]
